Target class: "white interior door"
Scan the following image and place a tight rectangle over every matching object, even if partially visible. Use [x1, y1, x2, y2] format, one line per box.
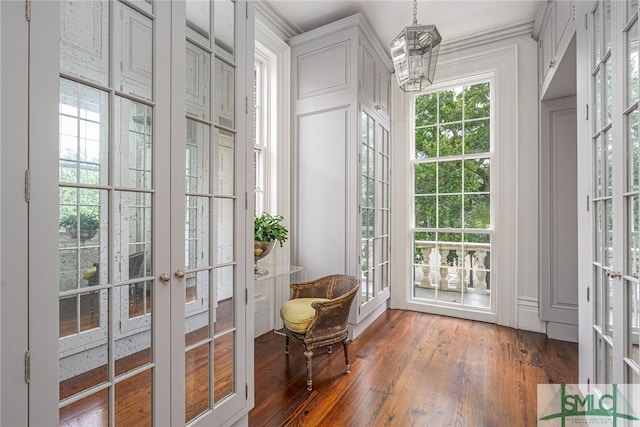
[26, 1, 251, 425]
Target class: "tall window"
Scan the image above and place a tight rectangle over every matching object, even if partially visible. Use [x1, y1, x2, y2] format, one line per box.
[412, 82, 492, 309]
[254, 57, 267, 214]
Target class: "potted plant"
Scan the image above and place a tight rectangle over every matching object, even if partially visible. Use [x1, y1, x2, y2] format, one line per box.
[254, 212, 288, 276]
[60, 210, 100, 241]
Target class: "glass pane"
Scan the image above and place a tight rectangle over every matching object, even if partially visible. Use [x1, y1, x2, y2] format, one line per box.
[215, 128, 235, 195]
[128, 280, 153, 318]
[438, 195, 463, 228]
[606, 199, 613, 267]
[214, 333, 235, 403]
[415, 92, 437, 127]
[465, 194, 490, 229]
[60, 1, 109, 86]
[59, 79, 109, 186]
[214, 0, 235, 60]
[627, 20, 639, 106]
[116, 3, 153, 100]
[216, 198, 234, 265]
[186, 196, 211, 269]
[215, 58, 235, 129]
[415, 196, 436, 228]
[596, 268, 603, 327]
[113, 192, 152, 283]
[604, 0, 612, 51]
[629, 109, 640, 192]
[439, 88, 463, 122]
[415, 126, 437, 158]
[629, 195, 640, 277]
[185, 303, 209, 348]
[595, 69, 602, 131]
[628, 279, 640, 366]
[115, 370, 152, 426]
[214, 266, 234, 334]
[595, 135, 603, 198]
[186, 120, 211, 193]
[438, 123, 462, 157]
[186, 0, 211, 47]
[186, 41, 212, 121]
[596, 200, 604, 263]
[464, 119, 490, 154]
[464, 158, 490, 193]
[605, 58, 613, 124]
[464, 83, 490, 120]
[115, 97, 153, 190]
[59, 291, 108, 399]
[438, 161, 462, 194]
[605, 273, 614, 339]
[59, 188, 107, 291]
[594, 4, 601, 66]
[186, 344, 210, 423]
[59, 389, 108, 426]
[117, 286, 151, 373]
[186, 272, 198, 303]
[596, 334, 605, 383]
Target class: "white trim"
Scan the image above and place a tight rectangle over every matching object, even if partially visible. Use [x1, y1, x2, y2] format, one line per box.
[547, 322, 579, 343]
[440, 20, 534, 55]
[517, 297, 547, 333]
[255, 1, 301, 41]
[0, 2, 29, 425]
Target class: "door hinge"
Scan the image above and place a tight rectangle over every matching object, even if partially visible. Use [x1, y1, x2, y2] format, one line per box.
[585, 13, 588, 30]
[587, 286, 590, 302]
[25, 351, 30, 384]
[586, 194, 590, 211]
[25, 0, 31, 21]
[586, 104, 589, 120]
[246, 2, 248, 19]
[25, 169, 31, 203]
[245, 96, 248, 115]
[245, 288, 248, 305]
[245, 383, 248, 399]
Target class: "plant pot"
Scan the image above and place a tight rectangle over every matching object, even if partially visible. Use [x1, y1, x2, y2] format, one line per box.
[254, 240, 276, 276]
[66, 227, 98, 242]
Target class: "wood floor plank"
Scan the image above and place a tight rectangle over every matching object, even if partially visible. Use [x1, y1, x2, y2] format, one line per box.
[249, 309, 578, 427]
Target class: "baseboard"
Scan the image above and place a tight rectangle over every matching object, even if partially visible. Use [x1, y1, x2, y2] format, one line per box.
[349, 302, 387, 340]
[517, 297, 546, 333]
[546, 321, 578, 343]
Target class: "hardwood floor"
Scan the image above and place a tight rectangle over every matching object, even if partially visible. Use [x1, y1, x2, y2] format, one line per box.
[249, 309, 578, 427]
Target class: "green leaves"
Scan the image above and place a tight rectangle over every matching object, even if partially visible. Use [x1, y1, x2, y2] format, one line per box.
[254, 212, 288, 247]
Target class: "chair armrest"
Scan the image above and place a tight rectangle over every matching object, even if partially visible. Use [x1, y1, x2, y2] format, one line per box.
[305, 287, 358, 336]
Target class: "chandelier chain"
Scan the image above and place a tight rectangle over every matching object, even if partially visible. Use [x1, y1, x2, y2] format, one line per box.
[412, 0, 417, 25]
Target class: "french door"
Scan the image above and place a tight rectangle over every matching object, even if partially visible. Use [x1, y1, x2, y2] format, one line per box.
[27, 1, 251, 425]
[579, 0, 640, 393]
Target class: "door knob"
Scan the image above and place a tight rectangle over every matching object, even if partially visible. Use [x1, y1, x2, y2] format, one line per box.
[175, 270, 186, 279]
[159, 273, 171, 283]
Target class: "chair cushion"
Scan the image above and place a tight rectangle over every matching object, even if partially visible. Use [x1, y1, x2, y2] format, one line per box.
[280, 298, 330, 333]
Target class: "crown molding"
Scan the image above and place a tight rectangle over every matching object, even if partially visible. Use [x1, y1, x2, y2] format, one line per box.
[255, 0, 302, 41]
[439, 20, 535, 55]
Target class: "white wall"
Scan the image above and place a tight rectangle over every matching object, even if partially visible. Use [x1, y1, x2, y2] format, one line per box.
[389, 24, 544, 332]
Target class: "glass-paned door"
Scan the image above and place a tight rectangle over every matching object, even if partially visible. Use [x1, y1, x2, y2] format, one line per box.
[586, 0, 640, 392]
[412, 82, 493, 313]
[57, 2, 160, 425]
[359, 108, 390, 319]
[28, 1, 250, 425]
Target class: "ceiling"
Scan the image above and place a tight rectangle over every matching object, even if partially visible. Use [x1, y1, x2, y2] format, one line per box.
[267, 0, 543, 49]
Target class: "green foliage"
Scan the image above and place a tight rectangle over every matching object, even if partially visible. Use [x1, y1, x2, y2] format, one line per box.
[254, 212, 288, 247]
[414, 82, 492, 234]
[59, 209, 100, 230]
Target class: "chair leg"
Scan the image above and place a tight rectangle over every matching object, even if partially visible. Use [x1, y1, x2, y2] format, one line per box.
[285, 336, 290, 355]
[327, 345, 332, 354]
[342, 338, 351, 374]
[304, 349, 313, 391]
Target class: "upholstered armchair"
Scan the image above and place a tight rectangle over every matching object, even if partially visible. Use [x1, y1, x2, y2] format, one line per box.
[279, 274, 360, 391]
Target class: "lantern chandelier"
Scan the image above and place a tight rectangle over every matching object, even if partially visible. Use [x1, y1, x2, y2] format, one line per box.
[389, 0, 442, 92]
